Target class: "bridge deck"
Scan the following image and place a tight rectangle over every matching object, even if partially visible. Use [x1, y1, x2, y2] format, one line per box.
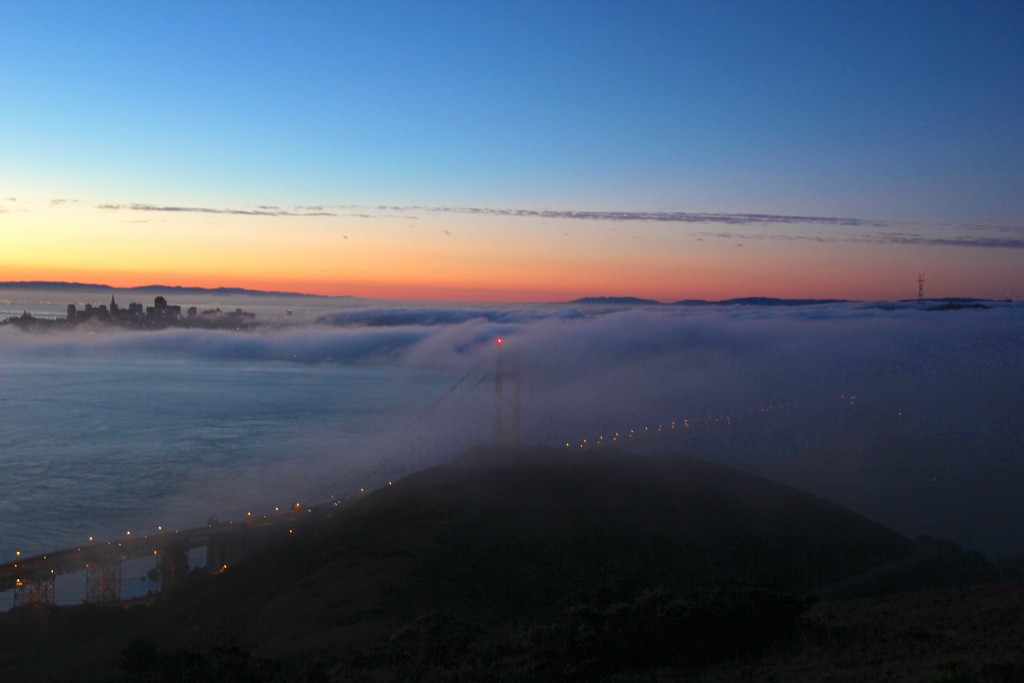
[0, 502, 346, 592]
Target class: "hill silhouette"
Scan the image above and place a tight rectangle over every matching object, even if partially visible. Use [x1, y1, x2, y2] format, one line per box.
[0, 445, 928, 681]
[569, 296, 661, 305]
[0, 280, 324, 297]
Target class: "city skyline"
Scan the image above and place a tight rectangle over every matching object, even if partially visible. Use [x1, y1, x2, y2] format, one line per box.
[2, 1, 1022, 302]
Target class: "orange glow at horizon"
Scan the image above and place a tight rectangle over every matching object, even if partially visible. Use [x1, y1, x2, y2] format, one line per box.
[1, 198, 1019, 303]
[0, 261, 948, 303]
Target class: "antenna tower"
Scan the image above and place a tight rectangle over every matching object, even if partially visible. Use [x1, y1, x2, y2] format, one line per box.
[918, 272, 925, 304]
[494, 337, 520, 444]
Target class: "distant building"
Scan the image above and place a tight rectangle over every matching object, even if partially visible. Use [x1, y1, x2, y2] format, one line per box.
[146, 296, 182, 322]
[8, 294, 255, 331]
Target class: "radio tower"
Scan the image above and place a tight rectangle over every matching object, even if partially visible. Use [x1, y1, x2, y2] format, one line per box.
[494, 337, 521, 445]
[918, 272, 925, 304]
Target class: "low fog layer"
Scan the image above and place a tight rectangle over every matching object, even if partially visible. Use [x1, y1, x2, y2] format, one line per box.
[10, 300, 1014, 439]
[1, 300, 1021, 558]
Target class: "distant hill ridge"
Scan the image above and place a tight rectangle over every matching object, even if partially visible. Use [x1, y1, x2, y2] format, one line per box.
[0, 280, 326, 298]
[570, 296, 661, 305]
[571, 295, 850, 306]
[676, 296, 851, 306]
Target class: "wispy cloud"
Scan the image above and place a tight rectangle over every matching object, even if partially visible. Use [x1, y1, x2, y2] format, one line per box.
[98, 203, 337, 217]
[362, 205, 894, 228]
[961, 223, 1024, 236]
[83, 200, 1024, 250]
[95, 201, 895, 227]
[701, 230, 1024, 250]
[870, 232, 1024, 250]
[353, 206, 1024, 240]
[700, 231, 834, 244]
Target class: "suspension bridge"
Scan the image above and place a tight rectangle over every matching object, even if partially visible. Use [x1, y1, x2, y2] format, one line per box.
[0, 340, 518, 609]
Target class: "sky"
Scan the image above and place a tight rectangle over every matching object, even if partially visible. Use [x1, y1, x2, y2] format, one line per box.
[1, 0, 1022, 302]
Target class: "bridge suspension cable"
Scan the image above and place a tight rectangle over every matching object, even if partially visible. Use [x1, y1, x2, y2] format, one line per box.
[301, 360, 491, 506]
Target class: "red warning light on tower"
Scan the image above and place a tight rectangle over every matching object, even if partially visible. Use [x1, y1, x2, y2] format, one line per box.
[496, 337, 504, 345]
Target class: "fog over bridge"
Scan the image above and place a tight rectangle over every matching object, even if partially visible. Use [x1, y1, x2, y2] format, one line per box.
[1, 339, 872, 610]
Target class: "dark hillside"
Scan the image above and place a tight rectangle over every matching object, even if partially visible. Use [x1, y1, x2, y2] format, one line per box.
[0, 444, 917, 681]
[225, 445, 911, 635]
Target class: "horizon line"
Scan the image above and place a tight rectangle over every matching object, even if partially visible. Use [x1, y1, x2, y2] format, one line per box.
[0, 280, 1012, 306]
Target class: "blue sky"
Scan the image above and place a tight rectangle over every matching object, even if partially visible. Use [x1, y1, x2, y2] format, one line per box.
[1, 1, 1022, 300]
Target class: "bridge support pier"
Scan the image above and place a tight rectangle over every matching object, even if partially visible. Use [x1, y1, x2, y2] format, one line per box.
[157, 544, 189, 592]
[12, 575, 55, 610]
[86, 560, 122, 603]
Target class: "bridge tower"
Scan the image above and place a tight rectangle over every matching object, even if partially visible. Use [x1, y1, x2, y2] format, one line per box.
[918, 272, 925, 303]
[12, 575, 55, 610]
[494, 337, 521, 444]
[86, 560, 122, 603]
